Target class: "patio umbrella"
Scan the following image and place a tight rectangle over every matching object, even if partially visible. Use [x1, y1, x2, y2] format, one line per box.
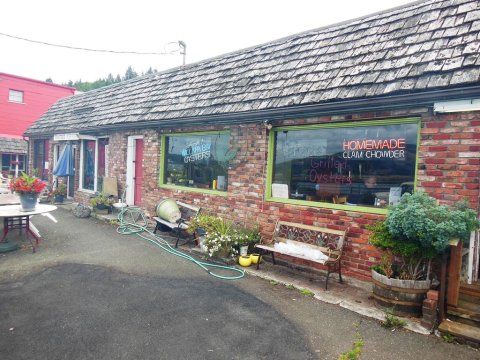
[53, 143, 74, 176]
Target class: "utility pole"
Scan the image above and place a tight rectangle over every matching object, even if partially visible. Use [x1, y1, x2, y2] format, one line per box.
[178, 41, 186, 65]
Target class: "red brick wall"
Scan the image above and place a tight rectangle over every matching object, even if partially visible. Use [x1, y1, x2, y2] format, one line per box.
[28, 108, 480, 282]
[418, 113, 480, 209]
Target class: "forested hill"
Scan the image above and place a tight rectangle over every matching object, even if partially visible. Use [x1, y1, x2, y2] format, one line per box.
[55, 66, 158, 92]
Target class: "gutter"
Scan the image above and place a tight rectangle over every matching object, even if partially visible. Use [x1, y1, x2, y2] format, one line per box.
[26, 85, 480, 136]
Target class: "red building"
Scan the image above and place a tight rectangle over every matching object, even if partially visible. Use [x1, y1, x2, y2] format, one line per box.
[0, 73, 75, 178]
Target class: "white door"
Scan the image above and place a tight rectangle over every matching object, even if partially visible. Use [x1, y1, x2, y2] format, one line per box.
[125, 136, 143, 205]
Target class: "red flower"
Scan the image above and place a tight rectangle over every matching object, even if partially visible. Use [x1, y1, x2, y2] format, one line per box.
[9, 173, 46, 195]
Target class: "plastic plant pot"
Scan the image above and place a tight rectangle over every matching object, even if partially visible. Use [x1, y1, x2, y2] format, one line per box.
[250, 253, 262, 264]
[238, 255, 252, 267]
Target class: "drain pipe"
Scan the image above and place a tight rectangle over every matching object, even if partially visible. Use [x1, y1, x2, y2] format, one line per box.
[23, 135, 30, 175]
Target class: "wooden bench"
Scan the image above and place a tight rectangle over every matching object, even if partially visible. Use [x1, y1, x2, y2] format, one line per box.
[153, 200, 201, 248]
[255, 221, 346, 290]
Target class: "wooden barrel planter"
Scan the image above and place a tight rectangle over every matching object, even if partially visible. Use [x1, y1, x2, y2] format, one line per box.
[371, 269, 431, 317]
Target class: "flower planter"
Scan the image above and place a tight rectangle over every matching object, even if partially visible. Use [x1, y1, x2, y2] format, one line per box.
[95, 204, 111, 214]
[19, 193, 38, 212]
[54, 194, 65, 204]
[250, 253, 262, 264]
[238, 255, 252, 267]
[371, 269, 431, 317]
[239, 245, 249, 256]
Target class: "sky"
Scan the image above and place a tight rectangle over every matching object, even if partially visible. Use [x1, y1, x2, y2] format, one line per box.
[1, 0, 416, 85]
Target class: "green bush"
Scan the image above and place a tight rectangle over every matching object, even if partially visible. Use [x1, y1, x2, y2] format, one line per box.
[386, 192, 479, 253]
[89, 193, 114, 207]
[369, 192, 480, 280]
[188, 214, 261, 256]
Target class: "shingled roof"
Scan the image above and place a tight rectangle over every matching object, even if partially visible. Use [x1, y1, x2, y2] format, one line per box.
[26, 0, 480, 136]
[0, 137, 27, 154]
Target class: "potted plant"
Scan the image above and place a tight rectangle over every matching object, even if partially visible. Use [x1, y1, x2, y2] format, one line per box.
[8, 172, 47, 211]
[50, 183, 67, 203]
[89, 192, 115, 213]
[187, 214, 236, 257]
[233, 228, 250, 256]
[368, 192, 480, 317]
[202, 217, 235, 258]
[232, 226, 261, 256]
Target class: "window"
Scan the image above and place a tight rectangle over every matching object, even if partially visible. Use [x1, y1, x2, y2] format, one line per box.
[1, 154, 26, 176]
[9, 89, 24, 103]
[269, 119, 419, 211]
[81, 138, 108, 192]
[162, 132, 230, 192]
[33, 139, 49, 180]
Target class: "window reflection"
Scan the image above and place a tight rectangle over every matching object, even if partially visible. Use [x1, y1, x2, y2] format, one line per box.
[164, 133, 229, 191]
[272, 122, 418, 208]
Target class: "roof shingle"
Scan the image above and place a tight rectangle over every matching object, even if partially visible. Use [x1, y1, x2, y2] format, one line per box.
[26, 0, 480, 136]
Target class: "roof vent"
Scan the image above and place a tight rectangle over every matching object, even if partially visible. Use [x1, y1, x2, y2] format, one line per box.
[73, 106, 95, 115]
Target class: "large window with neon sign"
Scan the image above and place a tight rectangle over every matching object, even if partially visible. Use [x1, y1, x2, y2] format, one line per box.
[269, 120, 419, 210]
[162, 132, 229, 191]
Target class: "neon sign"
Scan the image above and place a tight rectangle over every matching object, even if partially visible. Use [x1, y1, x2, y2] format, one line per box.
[182, 141, 212, 163]
[342, 138, 406, 159]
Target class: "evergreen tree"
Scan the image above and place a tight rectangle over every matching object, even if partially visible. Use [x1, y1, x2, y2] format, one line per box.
[64, 66, 149, 92]
[106, 73, 115, 85]
[123, 66, 138, 81]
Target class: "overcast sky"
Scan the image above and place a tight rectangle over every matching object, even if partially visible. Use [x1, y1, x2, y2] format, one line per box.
[2, 0, 416, 85]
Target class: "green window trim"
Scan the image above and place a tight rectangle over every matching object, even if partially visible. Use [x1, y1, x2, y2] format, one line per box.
[265, 118, 421, 214]
[159, 130, 230, 196]
[159, 183, 229, 197]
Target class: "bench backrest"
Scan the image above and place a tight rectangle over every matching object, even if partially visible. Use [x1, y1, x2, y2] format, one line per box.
[272, 220, 346, 254]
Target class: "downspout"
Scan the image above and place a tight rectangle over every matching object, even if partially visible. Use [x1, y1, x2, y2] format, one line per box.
[23, 135, 30, 175]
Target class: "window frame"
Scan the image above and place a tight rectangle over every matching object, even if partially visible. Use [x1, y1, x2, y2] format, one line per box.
[79, 136, 109, 193]
[265, 118, 421, 214]
[159, 131, 230, 197]
[1, 153, 26, 176]
[8, 89, 24, 103]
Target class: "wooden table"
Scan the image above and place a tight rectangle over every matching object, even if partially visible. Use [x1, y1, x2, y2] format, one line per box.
[0, 204, 57, 252]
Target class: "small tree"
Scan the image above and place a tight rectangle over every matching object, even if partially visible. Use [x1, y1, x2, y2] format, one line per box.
[123, 66, 138, 81]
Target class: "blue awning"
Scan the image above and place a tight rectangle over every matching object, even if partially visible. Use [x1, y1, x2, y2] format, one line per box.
[53, 143, 74, 176]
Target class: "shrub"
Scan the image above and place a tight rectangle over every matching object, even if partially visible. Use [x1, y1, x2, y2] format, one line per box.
[369, 192, 480, 280]
[188, 214, 261, 257]
[89, 193, 115, 207]
[386, 192, 479, 253]
[50, 183, 67, 196]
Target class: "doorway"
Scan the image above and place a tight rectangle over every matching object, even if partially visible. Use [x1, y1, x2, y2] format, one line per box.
[126, 136, 144, 206]
[68, 145, 77, 198]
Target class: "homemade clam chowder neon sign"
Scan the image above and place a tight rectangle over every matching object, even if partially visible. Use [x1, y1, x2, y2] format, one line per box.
[342, 138, 406, 159]
[308, 137, 407, 185]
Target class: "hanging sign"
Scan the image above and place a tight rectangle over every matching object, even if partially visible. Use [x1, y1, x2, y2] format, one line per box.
[54, 133, 80, 141]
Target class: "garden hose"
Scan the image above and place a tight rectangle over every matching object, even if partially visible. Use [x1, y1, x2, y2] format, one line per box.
[116, 207, 245, 280]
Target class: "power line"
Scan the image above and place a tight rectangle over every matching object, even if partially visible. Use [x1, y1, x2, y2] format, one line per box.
[0, 31, 179, 55]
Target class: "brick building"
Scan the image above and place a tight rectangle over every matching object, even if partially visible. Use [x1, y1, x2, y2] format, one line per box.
[0, 73, 75, 178]
[25, 0, 479, 287]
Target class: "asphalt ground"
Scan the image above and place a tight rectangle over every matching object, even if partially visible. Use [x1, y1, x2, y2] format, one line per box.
[0, 207, 479, 359]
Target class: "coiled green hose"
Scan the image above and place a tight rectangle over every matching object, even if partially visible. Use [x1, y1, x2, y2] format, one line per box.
[116, 207, 245, 280]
